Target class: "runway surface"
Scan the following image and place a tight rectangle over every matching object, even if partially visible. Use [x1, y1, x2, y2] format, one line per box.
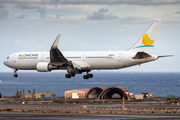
[1, 104, 180, 109]
[0, 113, 180, 120]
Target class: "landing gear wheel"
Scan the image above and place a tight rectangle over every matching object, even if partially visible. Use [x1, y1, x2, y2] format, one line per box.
[83, 75, 89, 79]
[70, 73, 75, 77]
[13, 74, 18, 77]
[65, 74, 71, 78]
[87, 74, 93, 78]
[13, 69, 18, 78]
[65, 74, 69, 78]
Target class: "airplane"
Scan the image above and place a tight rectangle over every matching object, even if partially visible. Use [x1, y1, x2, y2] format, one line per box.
[3, 19, 172, 79]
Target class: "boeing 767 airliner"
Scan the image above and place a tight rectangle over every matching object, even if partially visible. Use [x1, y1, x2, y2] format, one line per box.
[3, 19, 171, 79]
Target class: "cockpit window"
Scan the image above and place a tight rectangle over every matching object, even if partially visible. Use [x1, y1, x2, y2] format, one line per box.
[7, 56, 9, 59]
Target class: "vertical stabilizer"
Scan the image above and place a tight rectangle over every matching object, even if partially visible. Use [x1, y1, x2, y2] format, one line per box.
[129, 19, 163, 54]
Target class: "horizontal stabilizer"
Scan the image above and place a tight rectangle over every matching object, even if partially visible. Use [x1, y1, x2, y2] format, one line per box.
[132, 52, 152, 59]
[158, 55, 173, 58]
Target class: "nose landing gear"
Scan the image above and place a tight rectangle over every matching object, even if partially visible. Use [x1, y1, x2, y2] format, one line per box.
[13, 74, 18, 77]
[13, 69, 18, 77]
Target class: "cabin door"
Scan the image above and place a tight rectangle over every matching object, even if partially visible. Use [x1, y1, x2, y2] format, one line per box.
[117, 54, 122, 62]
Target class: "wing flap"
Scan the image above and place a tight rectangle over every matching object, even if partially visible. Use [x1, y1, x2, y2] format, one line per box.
[72, 62, 81, 69]
[72, 61, 90, 69]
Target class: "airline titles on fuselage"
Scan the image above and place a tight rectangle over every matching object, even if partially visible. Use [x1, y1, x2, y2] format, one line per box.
[18, 54, 39, 59]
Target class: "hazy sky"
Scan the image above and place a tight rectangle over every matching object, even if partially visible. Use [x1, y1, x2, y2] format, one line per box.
[0, 0, 180, 73]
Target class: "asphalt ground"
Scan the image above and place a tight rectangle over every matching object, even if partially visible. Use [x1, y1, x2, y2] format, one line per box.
[0, 113, 180, 120]
[0, 104, 180, 109]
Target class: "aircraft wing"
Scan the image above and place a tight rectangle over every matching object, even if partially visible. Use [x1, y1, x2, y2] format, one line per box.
[72, 61, 90, 69]
[50, 34, 90, 73]
[50, 34, 90, 72]
[50, 34, 70, 66]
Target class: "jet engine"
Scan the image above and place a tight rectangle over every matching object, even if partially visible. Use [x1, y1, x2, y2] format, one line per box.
[36, 62, 58, 72]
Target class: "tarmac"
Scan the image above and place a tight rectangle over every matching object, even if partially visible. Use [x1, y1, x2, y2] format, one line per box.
[0, 103, 180, 115]
[1, 103, 180, 109]
[0, 99, 180, 119]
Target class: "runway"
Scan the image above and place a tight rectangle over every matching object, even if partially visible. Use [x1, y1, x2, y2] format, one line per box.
[0, 113, 180, 120]
[1, 104, 180, 109]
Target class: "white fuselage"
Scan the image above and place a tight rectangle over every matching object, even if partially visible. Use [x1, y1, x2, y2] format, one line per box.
[4, 51, 158, 71]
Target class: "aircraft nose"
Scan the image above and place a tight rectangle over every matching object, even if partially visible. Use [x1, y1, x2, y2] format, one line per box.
[3, 60, 8, 66]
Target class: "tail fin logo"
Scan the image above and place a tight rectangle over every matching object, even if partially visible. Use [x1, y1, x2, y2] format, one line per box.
[142, 33, 154, 46]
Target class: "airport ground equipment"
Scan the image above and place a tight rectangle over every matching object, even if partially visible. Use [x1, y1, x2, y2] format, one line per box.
[167, 95, 175, 100]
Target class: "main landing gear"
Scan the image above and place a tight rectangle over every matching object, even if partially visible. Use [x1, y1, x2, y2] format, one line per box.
[65, 72, 93, 79]
[65, 73, 75, 78]
[13, 69, 18, 77]
[83, 72, 93, 79]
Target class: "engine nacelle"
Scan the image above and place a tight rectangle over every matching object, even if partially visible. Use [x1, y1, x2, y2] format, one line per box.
[36, 62, 57, 72]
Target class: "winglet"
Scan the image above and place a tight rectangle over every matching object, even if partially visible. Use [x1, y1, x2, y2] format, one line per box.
[50, 34, 68, 65]
[51, 34, 61, 49]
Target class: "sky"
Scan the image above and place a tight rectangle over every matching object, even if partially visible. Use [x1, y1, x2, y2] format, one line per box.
[0, 0, 180, 73]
